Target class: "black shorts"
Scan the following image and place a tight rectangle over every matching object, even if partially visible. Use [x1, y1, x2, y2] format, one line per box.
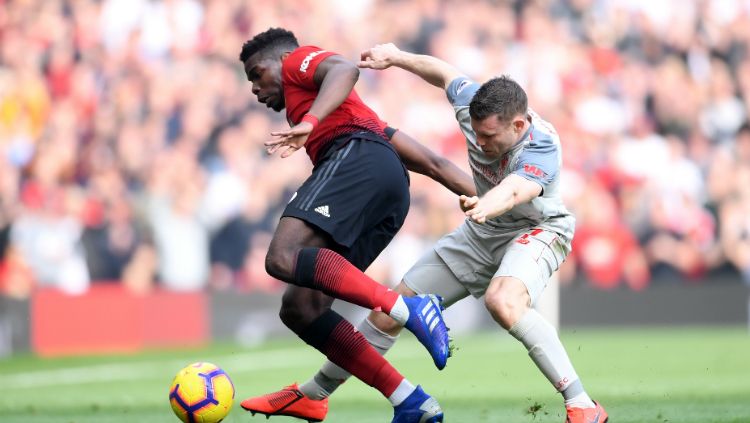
[282, 131, 410, 271]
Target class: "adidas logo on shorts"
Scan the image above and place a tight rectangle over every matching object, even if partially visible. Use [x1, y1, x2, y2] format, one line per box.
[314, 205, 330, 218]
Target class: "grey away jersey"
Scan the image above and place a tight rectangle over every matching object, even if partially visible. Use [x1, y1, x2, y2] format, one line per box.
[446, 76, 575, 243]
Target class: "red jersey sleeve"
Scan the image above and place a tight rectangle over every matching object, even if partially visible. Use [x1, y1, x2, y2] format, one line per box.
[280, 45, 388, 165]
[282, 46, 337, 90]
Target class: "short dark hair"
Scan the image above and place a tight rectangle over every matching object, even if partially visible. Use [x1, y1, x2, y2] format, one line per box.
[469, 75, 528, 122]
[239, 27, 299, 63]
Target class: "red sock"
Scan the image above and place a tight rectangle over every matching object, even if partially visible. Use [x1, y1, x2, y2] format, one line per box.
[300, 310, 404, 397]
[295, 247, 400, 313]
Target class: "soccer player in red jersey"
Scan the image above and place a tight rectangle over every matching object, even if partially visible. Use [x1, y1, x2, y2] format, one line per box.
[238, 27, 474, 423]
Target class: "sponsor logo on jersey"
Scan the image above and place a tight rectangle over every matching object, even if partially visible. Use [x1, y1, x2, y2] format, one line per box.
[300, 50, 326, 73]
[523, 164, 546, 178]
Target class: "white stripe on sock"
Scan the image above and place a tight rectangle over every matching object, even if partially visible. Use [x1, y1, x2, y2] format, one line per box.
[388, 379, 416, 406]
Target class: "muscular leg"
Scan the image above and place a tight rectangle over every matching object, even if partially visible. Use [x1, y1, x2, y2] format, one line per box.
[483, 276, 530, 330]
[265, 216, 331, 285]
[302, 247, 471, 400]
[266, 217, 407, 323]
[485, 276, 595, 408]
[265, 217, 411, 402]
[266, 218, 336, 333]
[300, 282, 416, 400]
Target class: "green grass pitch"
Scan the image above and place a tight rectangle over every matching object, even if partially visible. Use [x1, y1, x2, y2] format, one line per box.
[1, 327, 749, 422]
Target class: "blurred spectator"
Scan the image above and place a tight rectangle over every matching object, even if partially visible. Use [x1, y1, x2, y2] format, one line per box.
[81, 196, 151, 282]
[237, 230, 281, 293]
[10, 185, 90, 295]
[564, 182, 650, 291]
[146, 140, 210, 291]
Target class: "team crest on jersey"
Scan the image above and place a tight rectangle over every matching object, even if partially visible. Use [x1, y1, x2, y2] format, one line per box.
[469, 158, 504, 185]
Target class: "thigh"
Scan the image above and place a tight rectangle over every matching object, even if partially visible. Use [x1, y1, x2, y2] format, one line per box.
[270, 216, 335, 252]
[402, 248, 471, 308]
[266, 216, 338, 281]
[495, 229, 566, 306]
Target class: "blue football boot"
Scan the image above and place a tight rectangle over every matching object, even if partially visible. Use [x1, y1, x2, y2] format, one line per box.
[402, 294, 451, 370]
[392, 385, 444, 423]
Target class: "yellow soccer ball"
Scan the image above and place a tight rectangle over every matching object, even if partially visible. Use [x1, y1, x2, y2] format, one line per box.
[169, 362, 235, 423]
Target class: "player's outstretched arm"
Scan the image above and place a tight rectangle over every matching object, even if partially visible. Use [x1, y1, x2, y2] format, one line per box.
[389, 129, 476, 196]
[267, 55, 360, 157]
[461, 174, 542, 224]
[358, 43, 463, 90]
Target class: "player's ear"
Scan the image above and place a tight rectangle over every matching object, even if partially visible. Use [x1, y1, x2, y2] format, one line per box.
[513, 116, 525, 133]
[281, 51, 291, 60]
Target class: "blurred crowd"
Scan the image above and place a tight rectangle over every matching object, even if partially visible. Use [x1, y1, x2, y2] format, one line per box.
[1, 0, 749, 298]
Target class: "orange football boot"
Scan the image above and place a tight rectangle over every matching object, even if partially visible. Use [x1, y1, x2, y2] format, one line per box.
[565, 401, 609, 423]
[241, 383, 328, 422]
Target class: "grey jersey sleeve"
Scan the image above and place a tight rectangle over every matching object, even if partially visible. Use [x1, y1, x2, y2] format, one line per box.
[446, 76, 481, 107]
[512, 135, 560, 190]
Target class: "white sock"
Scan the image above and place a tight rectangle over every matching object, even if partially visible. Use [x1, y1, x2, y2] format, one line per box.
[299, 318, 399, 400]
[509, 309, 594, 408]
[565, 391, 595, 408]
[388, 378, 416, 406]
[562, 379, 595, 408]
[388, 296, 409, 325]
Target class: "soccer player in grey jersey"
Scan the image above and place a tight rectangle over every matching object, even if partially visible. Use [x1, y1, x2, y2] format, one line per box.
[245, 44, 609, 423]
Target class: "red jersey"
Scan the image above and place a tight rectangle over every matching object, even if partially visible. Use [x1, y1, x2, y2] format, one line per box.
[281, 45, 388, 165]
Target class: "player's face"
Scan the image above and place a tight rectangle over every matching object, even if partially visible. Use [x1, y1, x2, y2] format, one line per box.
[471, 114, 526, 158]
[244, 55, 285, 112]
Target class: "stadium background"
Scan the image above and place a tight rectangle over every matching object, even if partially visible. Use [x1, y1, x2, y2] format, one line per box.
[1, 0, 749, 422]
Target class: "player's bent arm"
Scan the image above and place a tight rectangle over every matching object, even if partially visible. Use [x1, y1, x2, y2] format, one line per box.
[308, 55, 360, 120]
[360, 43, 463, 90]
[464, 174, 542, 223]
[390, 129, 476, 196]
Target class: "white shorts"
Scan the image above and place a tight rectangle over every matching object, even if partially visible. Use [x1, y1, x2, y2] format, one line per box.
[402, 220, 570, 307]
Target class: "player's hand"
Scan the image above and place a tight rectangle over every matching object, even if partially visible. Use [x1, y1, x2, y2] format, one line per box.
[460, 195, 489, 224]
[265, 122, 314, 158]
[459, 195, 476, 213]
[358, 43, 402, 70]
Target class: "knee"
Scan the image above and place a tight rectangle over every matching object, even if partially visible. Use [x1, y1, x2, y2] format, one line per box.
[484, 279, 529, 330]
[265, 247, 296, 282]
